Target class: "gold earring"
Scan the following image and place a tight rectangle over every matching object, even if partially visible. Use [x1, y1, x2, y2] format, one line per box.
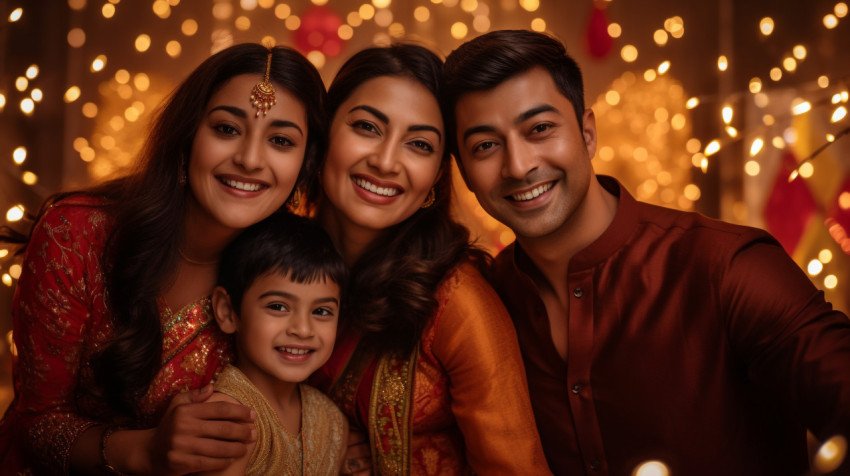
[420, 188, 435, 208]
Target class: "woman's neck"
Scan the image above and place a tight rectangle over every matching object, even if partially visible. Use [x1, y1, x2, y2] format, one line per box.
[317, 203, 383, 266]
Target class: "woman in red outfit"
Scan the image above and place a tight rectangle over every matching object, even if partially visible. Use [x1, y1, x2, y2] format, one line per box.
[308, 44, 551, 475]
[0, 43, 326, 475]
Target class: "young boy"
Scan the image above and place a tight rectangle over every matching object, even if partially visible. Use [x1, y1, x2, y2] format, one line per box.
[204, 212, 349, 475]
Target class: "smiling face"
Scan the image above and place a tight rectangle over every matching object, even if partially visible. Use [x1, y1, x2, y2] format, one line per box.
[188, 74, 308, 235]
[213, 271, 340, 391]
[320, 75, 444, 239]
[454, 67, 597, 241]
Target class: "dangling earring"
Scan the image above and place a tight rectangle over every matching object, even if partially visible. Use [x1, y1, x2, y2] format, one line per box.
[420, 188, 435, 208]
[288, 188, 301, 209]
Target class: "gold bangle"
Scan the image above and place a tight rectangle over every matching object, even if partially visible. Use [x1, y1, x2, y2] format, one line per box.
[99, 425, 124, 475]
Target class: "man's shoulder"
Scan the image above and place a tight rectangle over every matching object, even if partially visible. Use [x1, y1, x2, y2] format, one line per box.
[634, 199, 771, 244]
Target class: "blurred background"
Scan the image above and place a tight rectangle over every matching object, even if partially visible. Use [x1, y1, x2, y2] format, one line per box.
[0, 0, 848, 415]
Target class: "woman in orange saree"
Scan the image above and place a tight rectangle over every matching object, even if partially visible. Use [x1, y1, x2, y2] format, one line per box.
[309, 44, 552, 475]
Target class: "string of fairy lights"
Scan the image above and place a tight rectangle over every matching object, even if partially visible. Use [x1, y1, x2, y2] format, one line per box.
[1, 0, 849, 469]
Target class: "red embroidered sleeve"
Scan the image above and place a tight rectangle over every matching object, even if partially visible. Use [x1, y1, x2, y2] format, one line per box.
[10, 200, 111, 473]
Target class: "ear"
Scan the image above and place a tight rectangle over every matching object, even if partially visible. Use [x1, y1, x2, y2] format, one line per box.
[212, 286, 238, 334]
[582, 108, 598, 160]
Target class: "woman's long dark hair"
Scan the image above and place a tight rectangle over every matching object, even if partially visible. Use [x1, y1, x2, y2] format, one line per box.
[311, 44, 488, 355]
[3, 44, 327, 419]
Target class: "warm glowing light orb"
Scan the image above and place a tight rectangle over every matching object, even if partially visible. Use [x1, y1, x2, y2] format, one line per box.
[793, 44, 807, 60]
[759, 17, 774, 35]
[825, 275, 839, 289]
[657, 61, 670, 74]
[451, 22, 469, 39]
[91, 55, 106, 72]
[9, 8, 23, 22]
[686, 97, 699, 109]
[135, 34, 151, 52]
[750, 138, 764, 156]
[621, 45, 638, 62]
[722, 106, 733, 124]
[808, 259, 824, 275]
[837, 2, 849, 17]
[840, 192, 850, 210]
[812, 436, 847, 474]
[684, 184, 701, 201]
[25, 65, 39, 79]
[799, 162, 814, 178]
[6, 205, 25, 222]
[745, 160, 760, 176]
[531, 18, 546, 32]
[654, 29, 668, 46]
[791, 100, 812, 115]
[832, 106, 847, 122]
[2, 274, 12, 287]
[770, 67, 782, 81]
[704, 140, 720, 156]
[12, 147, 27, 165]
[633, 460, 670, 476]
[21, 171, 37, 185]
[608, 23, 622, 38]
[414, 6, 430, 21]
[20, 98, 34, 114]
[15, 77, 27, 91]
[519, 0, 539, 12]
[824, 14, 839, 28]
[819, 249, 834, 263]
[9, 264, 22, 280]
[717, 55, 728, 71]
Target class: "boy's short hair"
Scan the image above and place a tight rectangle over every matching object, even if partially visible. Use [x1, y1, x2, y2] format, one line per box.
[217, 212, 347, 313]
[443, 29, 586, 156]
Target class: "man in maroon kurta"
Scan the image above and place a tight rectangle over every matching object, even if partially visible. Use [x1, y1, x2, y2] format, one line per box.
[444, 29, 850, 476]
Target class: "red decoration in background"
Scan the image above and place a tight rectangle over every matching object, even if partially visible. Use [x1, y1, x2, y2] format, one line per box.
[585, 2, 613, 59]
[763, 152, 818, 254]
[294, 6, 345, 57]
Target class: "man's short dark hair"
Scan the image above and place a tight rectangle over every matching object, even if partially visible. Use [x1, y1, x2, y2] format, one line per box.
[444, 29, 586, 156]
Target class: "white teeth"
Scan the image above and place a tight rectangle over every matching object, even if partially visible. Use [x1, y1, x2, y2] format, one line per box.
[512, 182, 553, 201]
[279, 347, 311, 355]
[353, 177, 400, 197]
[224, 178, 262, 192]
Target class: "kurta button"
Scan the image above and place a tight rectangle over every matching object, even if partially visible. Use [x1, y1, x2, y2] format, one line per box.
[571, 383, 582, 394]
[573, 287, 584, 298]
[590, 459, 601, 471]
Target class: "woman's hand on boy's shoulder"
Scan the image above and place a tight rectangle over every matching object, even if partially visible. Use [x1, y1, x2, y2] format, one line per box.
[146, 384, 257, 475]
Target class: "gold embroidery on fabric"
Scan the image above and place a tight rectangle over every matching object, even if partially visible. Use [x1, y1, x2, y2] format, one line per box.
[368, 348, 419, 476]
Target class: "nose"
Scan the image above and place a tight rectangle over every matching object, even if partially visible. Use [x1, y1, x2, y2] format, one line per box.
[501, 138, 538, 180]
[366, 140, 401, 175]
[233, 135, 263, 171]
[286, 311, 314, 338]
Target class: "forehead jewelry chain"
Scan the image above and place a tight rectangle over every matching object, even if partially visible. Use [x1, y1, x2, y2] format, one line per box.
[250, 52, 276, 117]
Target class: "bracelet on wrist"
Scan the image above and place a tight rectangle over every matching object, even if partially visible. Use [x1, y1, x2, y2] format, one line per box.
[99, 425, 125, 475]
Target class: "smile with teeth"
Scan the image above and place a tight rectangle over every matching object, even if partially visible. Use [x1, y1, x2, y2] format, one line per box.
[277, 346, 312, 355]
[353, 177, 400, 197]
[221, 177, 264, 192]
[511, 181, 554, 201]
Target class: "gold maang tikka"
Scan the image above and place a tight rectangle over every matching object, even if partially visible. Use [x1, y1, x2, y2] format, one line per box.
[250, 52, 276, 117]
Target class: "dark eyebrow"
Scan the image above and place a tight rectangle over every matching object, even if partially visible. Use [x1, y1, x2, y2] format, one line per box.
[462, 104, 558, 143]
[314, 297, 340, 306]
[209, 105, 304, 136]
[409, 125, 442, 142]
[259, 290, 297, 300]
[516, 104, 558, 124]
[462, 125, 496, 142]
[350, 105, 388, 124]
[351, 105, 441, 141]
